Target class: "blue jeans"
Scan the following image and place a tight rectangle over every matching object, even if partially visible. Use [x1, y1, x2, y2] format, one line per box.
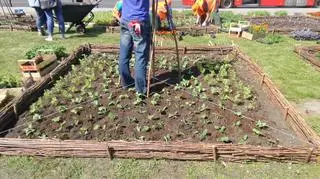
[43, 9, 54, 36]
[34, 7, 45, 31]
[33, 7, 53, 36]
[54, 0, 65, 35]
[119, 19, 151, 94]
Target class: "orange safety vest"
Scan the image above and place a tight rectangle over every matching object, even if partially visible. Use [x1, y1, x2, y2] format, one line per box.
[192, 0, 217, 17]
[157, 1, 170, 21]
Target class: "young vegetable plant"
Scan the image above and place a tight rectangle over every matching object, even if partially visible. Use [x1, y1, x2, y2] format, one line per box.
[163, 134, 172, 142]
[199, 129, 208, 141]
[217, 136, 231, 143]
[150, 93, 161, 106]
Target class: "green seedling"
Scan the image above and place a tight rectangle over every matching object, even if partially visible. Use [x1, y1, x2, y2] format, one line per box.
[217, 136, 231, 143]
[51, 116, 61, 123]
[256, 120, 268, 129]
[235, 120, 241, 127]
[57, 105, 67, 113]
[164, 134, 172, 142]
[71, 107, 84, 115]
[150, 93, 161, 106]
[199, 129, 208, 141]
[98, 107, 108, 115]
[142, 126, 151, 132]
[210, 87, 220, 95]
[32, 114, 42, 121]
[118, 94, 129, 100]
[24, 123, 36, 136]
[160, 106, 168, 115]
[128, 117, 139, 123]
[253, 128, 263, 136]
[93, 124, 100, 130]
[148, 114, 160, 121]
[107, 111, 117, 121]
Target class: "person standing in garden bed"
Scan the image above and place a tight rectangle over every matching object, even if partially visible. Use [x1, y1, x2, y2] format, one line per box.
[119, 0, 151, 95]
[192, 0, 220, 27]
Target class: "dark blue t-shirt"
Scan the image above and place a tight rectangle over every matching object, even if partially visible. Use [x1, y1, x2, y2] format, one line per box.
[122, 0, 150, 21]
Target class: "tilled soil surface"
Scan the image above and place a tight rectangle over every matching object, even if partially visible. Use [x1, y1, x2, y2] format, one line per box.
[248, 16, 320, 31]
[6, 53, 302, 147]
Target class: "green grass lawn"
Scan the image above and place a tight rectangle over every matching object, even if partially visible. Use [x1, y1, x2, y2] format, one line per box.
[1, 29, 320, 178]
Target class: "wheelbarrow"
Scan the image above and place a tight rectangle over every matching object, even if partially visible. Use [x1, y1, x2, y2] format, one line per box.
[61, 0, 101, 33]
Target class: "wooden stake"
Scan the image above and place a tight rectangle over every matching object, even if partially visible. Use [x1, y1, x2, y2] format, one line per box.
[284, 107, 289, 121]
[260, 74, 265, 86]
[212, 145, 218, 161]
[305, 148, 315, 163]
[107, 145, 114, 160]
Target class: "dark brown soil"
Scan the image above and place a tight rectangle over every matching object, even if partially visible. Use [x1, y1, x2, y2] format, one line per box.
[249, 16, 320, 31]
[6, 53, 302, 147]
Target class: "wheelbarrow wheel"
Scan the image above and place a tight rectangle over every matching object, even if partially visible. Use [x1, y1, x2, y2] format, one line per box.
[76, 23, 86, 34]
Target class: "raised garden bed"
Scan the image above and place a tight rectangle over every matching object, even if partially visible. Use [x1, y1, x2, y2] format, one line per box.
[0, 15, 36, 31]
[0, 45, 319, 163]
[248, 16, 320, 33]
[295, 45, 320, 71]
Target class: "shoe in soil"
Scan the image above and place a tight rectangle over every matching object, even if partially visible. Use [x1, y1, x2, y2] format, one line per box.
[45, 36, 53, 41]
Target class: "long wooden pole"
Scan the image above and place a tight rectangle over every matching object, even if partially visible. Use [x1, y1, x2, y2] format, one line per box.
[147, 0, 157, 97]
[164, 0, 181, 82]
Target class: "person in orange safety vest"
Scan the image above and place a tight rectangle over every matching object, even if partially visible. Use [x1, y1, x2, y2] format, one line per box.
[192, 0, 219, 27]
[155, 0, 173, 30]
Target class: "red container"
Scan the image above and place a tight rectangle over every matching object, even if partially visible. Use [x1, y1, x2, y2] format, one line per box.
[182, 0, 194, 6]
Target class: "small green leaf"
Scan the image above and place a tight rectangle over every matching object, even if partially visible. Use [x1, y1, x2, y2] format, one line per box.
[242, 134, 248, 141]
[256, 120, 268, 129]
[217, 136, 231, 143]
[107, 111, 117, 121]
[235, 111, 242, 117]
[199, 129, 208, 141]
[235, 120, 241, 127]
[51, 116, 61, 123]
[142, 126, 151, 132]
[253, 128, 263, 136]
[164, 134, 172, 142]
[32, 114, 42, 121]
[219, 126, 226, 133]
[93, 124, 100, 130]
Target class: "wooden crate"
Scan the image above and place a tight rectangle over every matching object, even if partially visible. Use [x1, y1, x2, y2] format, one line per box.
[18, 54, 57, 72]
[22, 61, 58, 80]
[242, 31, 265, 40]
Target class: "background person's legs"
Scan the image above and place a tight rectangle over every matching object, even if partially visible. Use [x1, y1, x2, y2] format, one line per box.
[34, 7, 46, 36]
[43, 9, 54, 41]
[54, 0, 65, 38]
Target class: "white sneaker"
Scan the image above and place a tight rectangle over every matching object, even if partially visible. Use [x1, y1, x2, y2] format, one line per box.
[45, 36, 53, 41]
